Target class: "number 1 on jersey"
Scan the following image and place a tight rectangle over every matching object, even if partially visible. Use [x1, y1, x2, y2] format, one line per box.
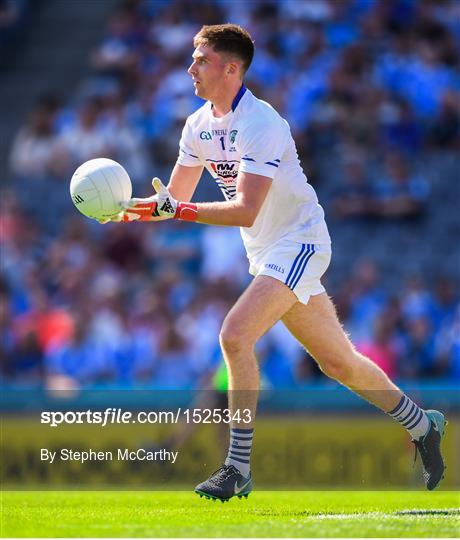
[219, 136, 225, 151]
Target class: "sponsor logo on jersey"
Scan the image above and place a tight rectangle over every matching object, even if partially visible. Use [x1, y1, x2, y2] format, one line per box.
[200, 129, 229, 140]
[265, 263, 285, 274]
[210, 162, 238, 182]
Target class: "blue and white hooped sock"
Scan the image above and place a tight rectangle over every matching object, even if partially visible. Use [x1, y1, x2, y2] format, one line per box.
[388, 394, 430, 440]
[224, 427, 253, 477]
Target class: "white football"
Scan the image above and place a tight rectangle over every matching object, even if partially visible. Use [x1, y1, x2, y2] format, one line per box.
[70, 158, 132, 220]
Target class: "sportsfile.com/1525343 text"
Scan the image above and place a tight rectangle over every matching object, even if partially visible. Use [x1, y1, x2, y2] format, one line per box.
[40, 408, 252, 427]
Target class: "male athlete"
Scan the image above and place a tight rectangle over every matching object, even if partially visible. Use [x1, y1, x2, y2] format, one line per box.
[107, 24, 446, 501]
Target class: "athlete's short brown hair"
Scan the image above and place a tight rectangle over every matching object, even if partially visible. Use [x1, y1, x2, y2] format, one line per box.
[193, 24, 254, 74]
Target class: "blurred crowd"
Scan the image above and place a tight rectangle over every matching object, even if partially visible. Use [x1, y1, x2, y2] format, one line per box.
[1, 0, 459, 388]
[1, 200, 459, 387]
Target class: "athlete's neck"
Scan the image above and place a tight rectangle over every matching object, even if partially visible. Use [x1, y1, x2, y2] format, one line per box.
[211, 83, 244, 118]
[212, 103, 231, 118]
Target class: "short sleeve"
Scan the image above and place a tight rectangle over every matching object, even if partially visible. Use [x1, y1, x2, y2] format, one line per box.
[237, 119, 288, 178]
[177, 119, 202, 167]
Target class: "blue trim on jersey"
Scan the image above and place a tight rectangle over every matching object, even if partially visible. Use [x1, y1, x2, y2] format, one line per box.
[231, 84, 247, 112]
[205, 159, 240, 163]
[180, 147, 199, 159]
[241, 156, 255, 162]
[265, 161, 279, 168]
[290, 245, 315, 290]
[274, 159, 281, 163]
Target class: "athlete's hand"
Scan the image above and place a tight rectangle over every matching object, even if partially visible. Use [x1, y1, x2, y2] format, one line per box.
[123, 178, 176, 222]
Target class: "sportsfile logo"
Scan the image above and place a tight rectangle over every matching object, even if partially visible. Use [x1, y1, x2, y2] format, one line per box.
[40, 408, 252, 427]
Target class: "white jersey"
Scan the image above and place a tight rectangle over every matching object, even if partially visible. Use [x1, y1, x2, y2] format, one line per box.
[176, 86, 331, 260]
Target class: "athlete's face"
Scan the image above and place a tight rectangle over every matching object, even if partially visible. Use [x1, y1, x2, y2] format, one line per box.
[188, 45, 229, 100]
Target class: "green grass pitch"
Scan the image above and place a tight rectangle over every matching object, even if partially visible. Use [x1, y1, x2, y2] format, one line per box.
[2, 490, 459, 537]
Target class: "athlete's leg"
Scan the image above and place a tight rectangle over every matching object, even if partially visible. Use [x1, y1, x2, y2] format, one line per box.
[195, 275, 298, 500]
[282, 292, 446, 490]
[220, 275, 297, 425]
[282, 292, 401, 410]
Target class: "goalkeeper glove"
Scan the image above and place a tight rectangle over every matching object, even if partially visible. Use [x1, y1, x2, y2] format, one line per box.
[124, 178, 197, 222]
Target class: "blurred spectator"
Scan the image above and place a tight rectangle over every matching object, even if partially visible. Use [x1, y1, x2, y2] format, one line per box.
[379, 97, 423, 154]
[427, 90, 460, 150]
[347, 259, 387, 342]
[430, 276, 458, 332]
[14, 287, 74, 353]
[372, 152, 429, 219]
[0, 189, 28, 247]
[400, 316, 438, 378]
[89, 4, 142, 75]
[199, 226, 248, 286]
[10, 94, 68, 180]
[435, 305, 460, 381]
[5, 329, 43, 383]
[400, 274, 433, 322]
[58, 96, 114, 168]
[0, 289, 27, 381]
[45, 314, 115, 387]
[153, 326, 197, 388]
[332, 153, 374, 220]
[356, 314, 400, 379]
[104, 90, 152, 184]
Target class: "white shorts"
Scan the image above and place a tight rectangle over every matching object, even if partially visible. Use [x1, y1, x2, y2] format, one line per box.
[248, 240, 331, 304]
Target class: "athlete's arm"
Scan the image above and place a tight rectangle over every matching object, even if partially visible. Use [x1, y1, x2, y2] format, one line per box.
[194, 171, 271, 227]
[125, 172, 271, 227]
[167, 163, 203, 202]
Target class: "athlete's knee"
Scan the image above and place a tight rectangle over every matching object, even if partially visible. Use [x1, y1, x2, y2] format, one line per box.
[315, 350, 357, 383]
[219, 317, 255, 354]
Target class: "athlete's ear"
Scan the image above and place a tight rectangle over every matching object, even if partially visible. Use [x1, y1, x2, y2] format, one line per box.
[226, 62, 238, 75]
